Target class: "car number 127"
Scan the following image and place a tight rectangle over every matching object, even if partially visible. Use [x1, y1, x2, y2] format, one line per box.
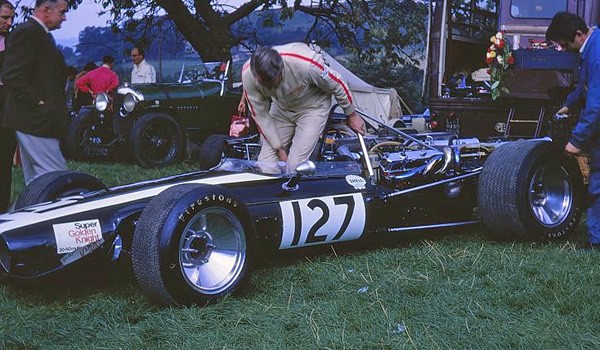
[279, 193, 366, 249]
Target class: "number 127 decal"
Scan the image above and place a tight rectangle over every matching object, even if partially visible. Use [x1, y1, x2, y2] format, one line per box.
[279, 193, 366, 249]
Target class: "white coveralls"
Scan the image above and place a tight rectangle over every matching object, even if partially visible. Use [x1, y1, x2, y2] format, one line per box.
[242, 42, 355, 172]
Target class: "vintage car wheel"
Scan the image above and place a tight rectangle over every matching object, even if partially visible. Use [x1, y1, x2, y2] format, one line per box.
[132, 184, 254, 305]
[64, 109, 98, 160]
[14, 171, 107, 210]
[130, 113, 184, 168]
[198, 134, 227, 169]
[478, 140, 583, 241]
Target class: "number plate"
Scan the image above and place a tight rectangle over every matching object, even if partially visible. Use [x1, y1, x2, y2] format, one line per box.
[279, 193, 366, 249]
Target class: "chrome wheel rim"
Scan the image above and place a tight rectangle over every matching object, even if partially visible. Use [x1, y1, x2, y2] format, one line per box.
[528, 164, 572, 227]
[178, 207, 246, 294]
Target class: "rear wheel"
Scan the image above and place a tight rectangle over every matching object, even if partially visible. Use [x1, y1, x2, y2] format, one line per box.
[198, 134, 227, 169]
[478, 140, 583, 241]
[131, 184, 253, 305]
[130, 113, 183, 168]
[14, 171, 107, 210]
[64, 109, 103, 160]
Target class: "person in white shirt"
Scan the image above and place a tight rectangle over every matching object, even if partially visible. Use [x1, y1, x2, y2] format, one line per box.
[130, 47, 156, 84]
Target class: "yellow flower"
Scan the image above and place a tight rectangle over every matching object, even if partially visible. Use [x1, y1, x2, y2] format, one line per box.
[490, 36, 496, 44]
[489, 51, 496, 58]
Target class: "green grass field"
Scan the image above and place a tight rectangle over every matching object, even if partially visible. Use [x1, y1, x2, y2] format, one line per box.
[2, 161, 600, 349]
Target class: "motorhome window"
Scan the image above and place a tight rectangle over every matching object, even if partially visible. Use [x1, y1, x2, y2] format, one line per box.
[510, 0, 567, 19]
[450, 0, 498, 42]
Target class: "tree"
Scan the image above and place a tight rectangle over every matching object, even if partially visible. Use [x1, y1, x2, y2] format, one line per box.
[55, 0, 427, 64]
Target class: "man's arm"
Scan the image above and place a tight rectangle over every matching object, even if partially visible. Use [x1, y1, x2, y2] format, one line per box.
[75, 72, 92, 94]
[108, 72, 119, 92]
[569, 58, 600, 149]
[564, 82, 585, 111]
[242, 72, 283, 151]
[1, 27, 41, 106]
[307, 63, 355, 116]
[149, 65, 156, 83]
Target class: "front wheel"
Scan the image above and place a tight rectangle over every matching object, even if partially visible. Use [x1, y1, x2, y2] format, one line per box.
[478, 140, 584, 241]
[131, 184, 253, 305]
[130, 113, 184, 168]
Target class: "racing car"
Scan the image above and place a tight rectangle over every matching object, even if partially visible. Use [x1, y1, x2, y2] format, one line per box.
[0, 116, 584, 306]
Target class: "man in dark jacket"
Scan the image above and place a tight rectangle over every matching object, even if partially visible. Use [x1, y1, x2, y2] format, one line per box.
[0, 0, 14, 212]
[1, 0, 68, 185]
[547, 12, 600, 249]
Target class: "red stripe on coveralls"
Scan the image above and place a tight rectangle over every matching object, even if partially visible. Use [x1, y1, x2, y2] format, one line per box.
[279, 52, 353, 103]
[243, 89, 269, 143]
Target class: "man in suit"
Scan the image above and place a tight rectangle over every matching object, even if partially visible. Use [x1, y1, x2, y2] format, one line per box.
[2, 0, 68, 185]
[0, 0, 14, 212]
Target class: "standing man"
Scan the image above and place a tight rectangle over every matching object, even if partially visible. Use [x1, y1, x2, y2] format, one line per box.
[75, 55, 119, 96]
[130, 47, 156, 84]
[0, 0, 14, 212]
[547, 12, 600, 249]
[2, 0, 68, 185]
[242, 42, 365, 173]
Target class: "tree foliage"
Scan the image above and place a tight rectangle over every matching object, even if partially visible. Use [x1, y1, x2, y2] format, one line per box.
[49, 0, 427, 65]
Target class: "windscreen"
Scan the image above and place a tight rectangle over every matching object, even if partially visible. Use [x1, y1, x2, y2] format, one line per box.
[510, 0, 567, 19]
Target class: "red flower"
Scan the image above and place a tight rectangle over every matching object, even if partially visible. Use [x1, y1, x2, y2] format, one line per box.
[487, 69, 492, 74]
[507, 56, 515, 65]
[498, 40, 505, 49]
[486, 57, 494, 64]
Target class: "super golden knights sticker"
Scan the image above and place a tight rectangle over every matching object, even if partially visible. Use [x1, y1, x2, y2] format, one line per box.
[52, 219, 103, 254]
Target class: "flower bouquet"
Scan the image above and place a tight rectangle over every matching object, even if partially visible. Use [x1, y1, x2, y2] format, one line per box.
[486, 31, 515, 100]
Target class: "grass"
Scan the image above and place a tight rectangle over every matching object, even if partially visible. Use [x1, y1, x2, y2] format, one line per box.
[2, 160, 600, 349]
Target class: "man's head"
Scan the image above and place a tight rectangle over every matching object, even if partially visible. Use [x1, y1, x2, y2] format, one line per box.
[66, 65, 76, 80]
[102, 55, 115, 69]
[0, 1, 14, 34]
[546, 12, 589, 52]
[34, 0, 67, 31]
[250, 46, 284, 89]
[131, 47, 144, 65]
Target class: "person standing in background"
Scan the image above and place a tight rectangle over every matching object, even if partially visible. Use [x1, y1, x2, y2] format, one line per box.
[75, 55, 119, 96]
[0, 0, 14, 212]
[1, 0, 69, 185]
[130, 47, 156, 84]
[65, 65, 76, 112]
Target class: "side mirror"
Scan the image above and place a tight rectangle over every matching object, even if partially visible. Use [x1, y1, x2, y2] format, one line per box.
[282, 161, 316, 191]
[295, 161, 316, 176]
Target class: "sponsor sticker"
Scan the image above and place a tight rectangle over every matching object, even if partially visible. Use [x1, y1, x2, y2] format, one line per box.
[60, 238, 104, 266]
[53, 219, 103, 254]
[345, 175, 366, 190]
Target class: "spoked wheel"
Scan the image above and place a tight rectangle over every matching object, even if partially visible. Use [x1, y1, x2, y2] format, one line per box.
[132, 184, 254, 305]
[478, 140, 583, 241]
[65, 109, 103, 160]
[178, 207, 246, 295]
[528, 164, 573, 228]
[130, 113, 183, 168]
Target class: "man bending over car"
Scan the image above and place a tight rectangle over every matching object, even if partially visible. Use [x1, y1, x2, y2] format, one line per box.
[242, 42, 365, 173]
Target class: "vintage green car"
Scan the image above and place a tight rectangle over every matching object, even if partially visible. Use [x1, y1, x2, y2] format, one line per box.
[65, 62, 241, 168]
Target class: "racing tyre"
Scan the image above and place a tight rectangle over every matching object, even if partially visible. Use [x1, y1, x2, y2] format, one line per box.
[64, 109, 97, 160]
[14, 171, 107, 210]
[130, 113, 184, 168]
[198, 134, 227, 169]
[132, 184, 254, 305]
[478, 140, 583, 241]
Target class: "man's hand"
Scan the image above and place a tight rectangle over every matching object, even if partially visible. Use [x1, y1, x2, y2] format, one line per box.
[237, 95, 247, 114]
[347, 111, 365, 135]
[276, 148, 288, 162]
[557, 106, 569, 115]
[565, 142, 581, 155]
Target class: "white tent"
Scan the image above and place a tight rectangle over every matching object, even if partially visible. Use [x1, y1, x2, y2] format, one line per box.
[311, 44, 403, 127]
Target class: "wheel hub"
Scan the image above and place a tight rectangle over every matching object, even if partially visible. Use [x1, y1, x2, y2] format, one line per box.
[181, 231, 216, 265]
[528, 165, 572, 227]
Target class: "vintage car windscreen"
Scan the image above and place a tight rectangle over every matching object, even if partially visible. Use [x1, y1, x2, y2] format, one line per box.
[510, 0, 567, 19]
[214, 158, 363, 177]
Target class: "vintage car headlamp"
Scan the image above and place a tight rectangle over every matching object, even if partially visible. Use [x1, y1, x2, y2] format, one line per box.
[94, 93, 109, 112]
[123, 93, 138, 113]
